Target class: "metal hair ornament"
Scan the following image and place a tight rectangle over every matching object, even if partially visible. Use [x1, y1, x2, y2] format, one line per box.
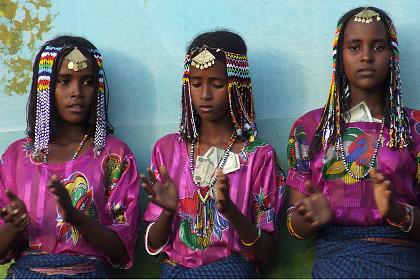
[180, 45, 257, 143]
[191, 48, 216, 69]
[33, 44, 107, 162]
[353, 8, 381, 23]
[65, 47, 88, 71]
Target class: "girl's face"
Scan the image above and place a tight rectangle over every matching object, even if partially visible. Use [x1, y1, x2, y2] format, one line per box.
[342, 19, 390, 92]
[189, 60, 230, 124]
[54, 54, 96, 125]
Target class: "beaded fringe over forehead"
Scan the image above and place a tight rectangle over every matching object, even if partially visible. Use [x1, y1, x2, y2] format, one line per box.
[33, 45, 107, 160]
[317, 15, 412, 149]
[180, 47, 256, 142]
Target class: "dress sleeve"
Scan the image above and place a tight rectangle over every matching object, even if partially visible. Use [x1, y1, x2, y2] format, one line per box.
[286, 118, 312, 196]
[103, 152, 140, 269]
[143, 141, 165, 222]
[250, 148, 286, 233]
[0, 148, 19, 263]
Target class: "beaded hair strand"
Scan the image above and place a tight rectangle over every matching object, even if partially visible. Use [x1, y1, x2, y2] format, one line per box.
[179, 48, 256, 143]
[312, 7, 412, 156]
[32, 42, 109, 161]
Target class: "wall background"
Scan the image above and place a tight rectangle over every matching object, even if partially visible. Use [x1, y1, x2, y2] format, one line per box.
[1, 0, 419, 277]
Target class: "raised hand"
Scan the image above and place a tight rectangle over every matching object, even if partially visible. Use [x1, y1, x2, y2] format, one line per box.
[214, 170, 234, 215]
[369, 169, 400, 219]
[141, 165, 178, 213]
[294, 181, 332, 228]
[47, 175, 78, 224]
[0, 190, 30, 231]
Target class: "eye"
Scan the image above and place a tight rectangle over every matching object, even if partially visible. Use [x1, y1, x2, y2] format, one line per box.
[57, 78, 70, 85]
[349, 45, 360, 52]
[374, 44, 386, 52]
[190, 81, 201, 88]
[83, 78, 94, 86]
[213, 82, 225, 89]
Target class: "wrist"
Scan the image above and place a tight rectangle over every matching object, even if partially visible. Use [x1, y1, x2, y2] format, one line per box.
[386, 201, 405, 221]
[67, 209, 83, 226]
[220, 200, 236, 218]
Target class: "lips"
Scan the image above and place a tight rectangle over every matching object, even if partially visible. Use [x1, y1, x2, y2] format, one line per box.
[67, 103, 85, 113]
[198, 105, 214, 113]
[357, 68, 376, 74]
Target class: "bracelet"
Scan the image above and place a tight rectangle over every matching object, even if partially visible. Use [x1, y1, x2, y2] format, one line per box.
[386, 202, 414, 233]
[240, 227, 261, 247]
[287, 206, 305, 240]
[144, 222, 169, 255]
[401, 204, 414, 233]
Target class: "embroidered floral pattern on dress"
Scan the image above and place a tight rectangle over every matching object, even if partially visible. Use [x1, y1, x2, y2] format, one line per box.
[56, 172, 98, 245]
[322, 128, 377, 184]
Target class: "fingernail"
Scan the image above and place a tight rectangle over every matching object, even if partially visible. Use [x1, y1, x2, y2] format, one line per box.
[12, 209, 18, 214]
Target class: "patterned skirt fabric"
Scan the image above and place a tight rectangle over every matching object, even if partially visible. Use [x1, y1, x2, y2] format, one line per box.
[313, 225, 420, 279]
[6, 251, 109, 279]
[160, 254, 258, 279]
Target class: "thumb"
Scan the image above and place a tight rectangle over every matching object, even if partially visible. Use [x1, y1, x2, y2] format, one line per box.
[5, 189, 19, 201]
[304, 181, 319, 195]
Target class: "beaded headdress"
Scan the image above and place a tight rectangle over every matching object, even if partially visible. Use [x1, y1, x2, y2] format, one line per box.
[33, 44, 107, 160]
[316, 8, 412, 150]
[180, 46, 256, 142]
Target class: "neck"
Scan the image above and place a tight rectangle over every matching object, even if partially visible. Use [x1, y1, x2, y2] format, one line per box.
[349, 87, 386, 119]
[51, 121, 88, 144]
[198, 119, 234, 145]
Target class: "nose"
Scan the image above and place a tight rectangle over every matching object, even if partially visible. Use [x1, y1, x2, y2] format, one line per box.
[70, 81, 84, 98]
[361, 48, 374, 63]
[200, 83, 212, 100]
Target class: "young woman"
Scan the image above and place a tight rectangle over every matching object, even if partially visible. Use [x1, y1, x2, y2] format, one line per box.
[142, 30, 285, 278]
[0, 36, 140, 278]
[286, 7, 420, 278]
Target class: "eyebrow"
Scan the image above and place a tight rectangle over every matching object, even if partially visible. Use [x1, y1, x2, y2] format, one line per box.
[346, 38, 388, 43]
[189, 76, 227, 80]
[57, 74, 95, 78]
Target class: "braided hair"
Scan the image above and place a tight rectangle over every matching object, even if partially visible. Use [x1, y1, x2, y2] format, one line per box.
[311, 6, 412, 157]
[26, 36, 113, 158]
[179, 30, 256, 143]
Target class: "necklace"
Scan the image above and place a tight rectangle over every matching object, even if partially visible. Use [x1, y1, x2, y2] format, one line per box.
[189, 132, 236, 189]
[338, 117, 385, 180]
[72, 134, 89, 160]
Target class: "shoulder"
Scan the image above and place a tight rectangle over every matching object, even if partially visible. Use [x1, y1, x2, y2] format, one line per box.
[404, 107, 420, 136]
[2, 137, 32, 157]
[154, 133, 182, 149]
[291, 108, 323, 129]
[103, 135, 135, 157]
[243, 138, 275, 156]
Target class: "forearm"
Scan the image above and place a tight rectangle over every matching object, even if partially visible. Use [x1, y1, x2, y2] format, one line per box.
[70, 211, 129, 265]
[0, 223, 24, 260]
[224, 204, 277, 265]
[147, 210, 174, 250]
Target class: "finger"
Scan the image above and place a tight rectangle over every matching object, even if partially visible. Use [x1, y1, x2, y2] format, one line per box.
[3, 209, 18, 223]
[12, 213, 28, 228]
[216, 169, 226, 183]
[147, 168, 157, 184]
[0, 207, 7, 218]
[140, 174, 152, 187]
[159, 165, 171, 183]
[383, 180, 392, 190]
[5, 189, 19, 201]
[304, 181, 318, 195]
[16, 217, 31, 231]
[141, 182, 155, 197]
